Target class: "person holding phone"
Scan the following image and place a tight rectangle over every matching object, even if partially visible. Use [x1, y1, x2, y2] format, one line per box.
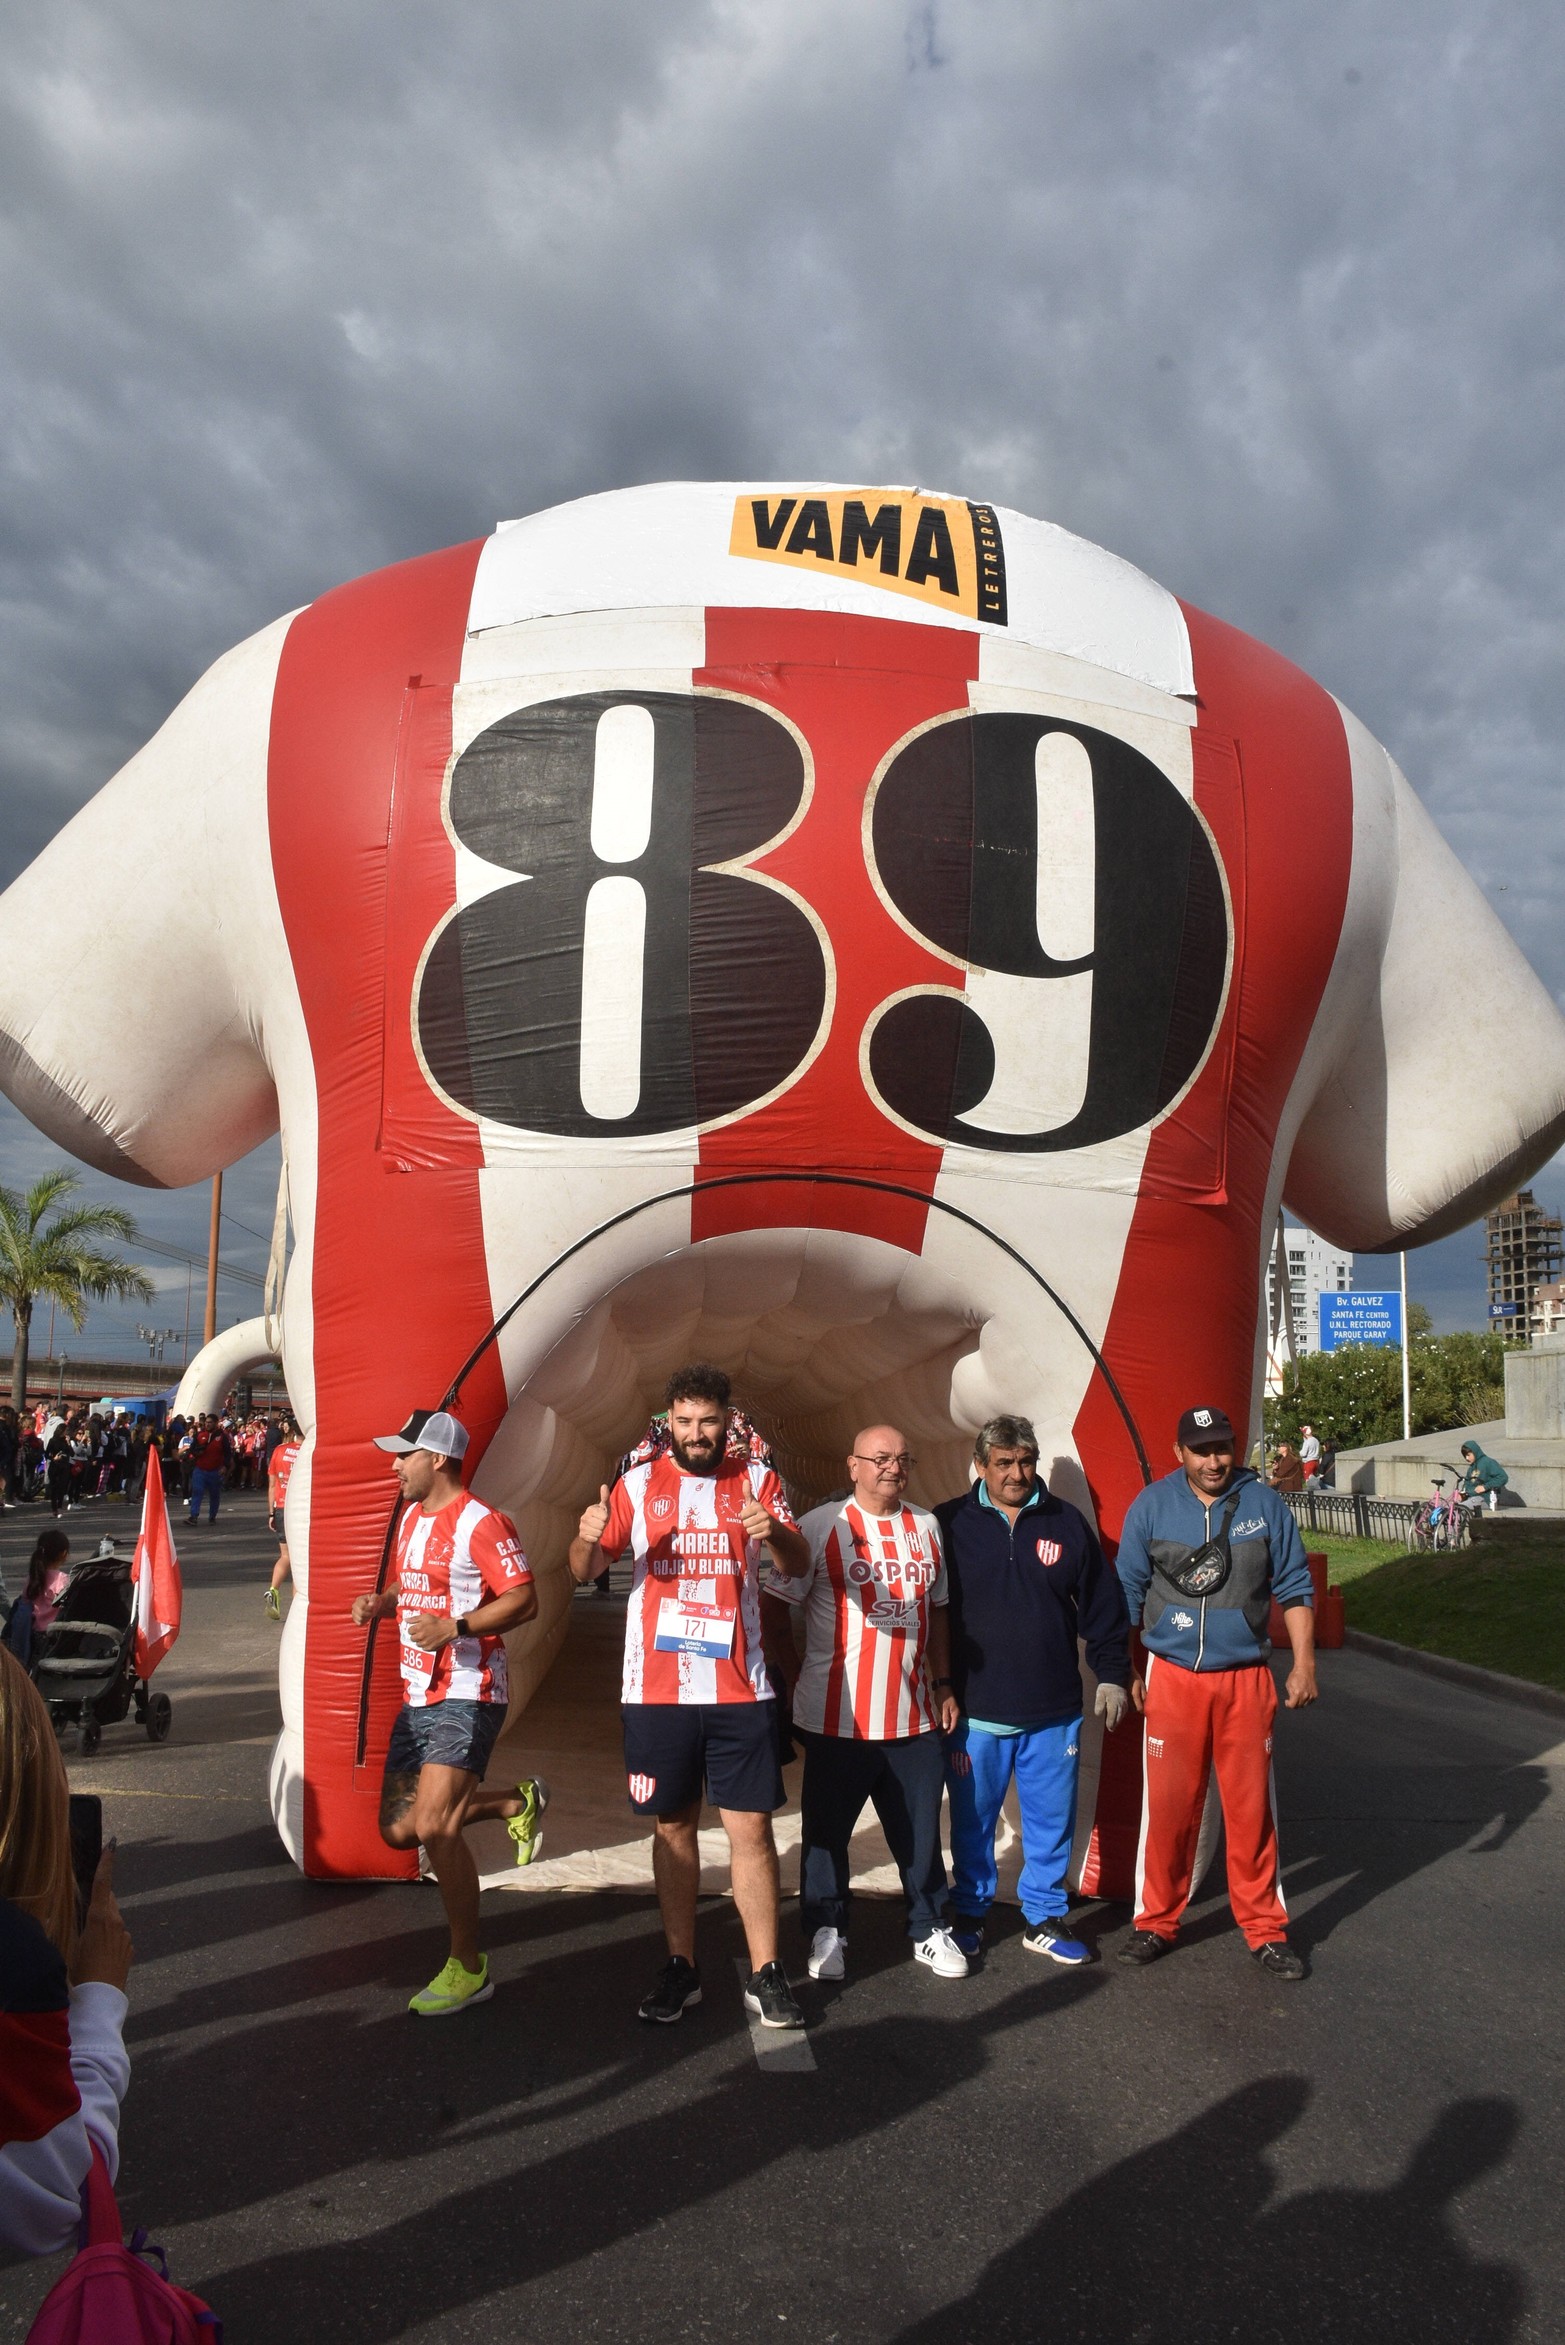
[0, 1645, 135, 2255]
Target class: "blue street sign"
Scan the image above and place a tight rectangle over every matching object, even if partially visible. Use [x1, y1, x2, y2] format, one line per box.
[1318, 1291, 1402, 1351]
[1488, 1301, 1522, 1319]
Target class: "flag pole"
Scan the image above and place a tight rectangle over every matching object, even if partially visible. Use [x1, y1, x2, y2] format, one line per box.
[1400, 1250, 1412, 1441]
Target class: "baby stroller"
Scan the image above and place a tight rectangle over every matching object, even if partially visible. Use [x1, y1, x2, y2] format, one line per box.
[31, 1542, 173, 1755]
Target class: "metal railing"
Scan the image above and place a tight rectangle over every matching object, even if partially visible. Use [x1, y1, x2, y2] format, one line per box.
[1282, 1488, 1421, 1544]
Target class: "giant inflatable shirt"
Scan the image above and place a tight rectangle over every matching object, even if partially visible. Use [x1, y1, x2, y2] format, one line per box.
[1, 482, 1561, 1884]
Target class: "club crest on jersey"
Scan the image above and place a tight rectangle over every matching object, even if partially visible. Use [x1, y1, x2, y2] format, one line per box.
[628, 1773, 656, 1805]
[649, 1495, 674, 1521]
[1035, 1539, 1063, 1568]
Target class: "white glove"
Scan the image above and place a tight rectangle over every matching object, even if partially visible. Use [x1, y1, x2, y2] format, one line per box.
[1094, 1681, 1129, 1732]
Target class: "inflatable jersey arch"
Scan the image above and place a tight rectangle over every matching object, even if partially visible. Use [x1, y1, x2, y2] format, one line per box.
[1, 481, 1562, 1884]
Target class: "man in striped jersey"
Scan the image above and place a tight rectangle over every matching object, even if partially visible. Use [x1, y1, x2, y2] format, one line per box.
[351, 1409, 546, 2016]
[761, 1427, 967, 1984]
[571, 1364, 812, 2028]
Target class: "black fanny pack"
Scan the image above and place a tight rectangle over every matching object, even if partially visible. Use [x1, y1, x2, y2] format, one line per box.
[1153, 1490, 1243, 1600]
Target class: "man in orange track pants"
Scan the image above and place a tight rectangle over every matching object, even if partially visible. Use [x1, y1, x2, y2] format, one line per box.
[1114, 1405, 1318, 1981]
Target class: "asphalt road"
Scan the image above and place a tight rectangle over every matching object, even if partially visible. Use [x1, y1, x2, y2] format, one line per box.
[2, 1492, 1562, 2341]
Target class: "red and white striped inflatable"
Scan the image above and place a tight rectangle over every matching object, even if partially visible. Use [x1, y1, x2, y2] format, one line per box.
[1, 482, 1560, 1882]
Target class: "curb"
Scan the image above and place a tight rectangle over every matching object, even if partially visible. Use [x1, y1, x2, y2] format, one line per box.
[1341, 1628, 1565, 1721]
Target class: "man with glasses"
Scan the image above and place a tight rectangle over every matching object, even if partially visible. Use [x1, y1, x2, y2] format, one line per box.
[760, 1427, 966, 1983]
[936, 1416, 1132, 1967]
[1115, 1405, 1317, 1979]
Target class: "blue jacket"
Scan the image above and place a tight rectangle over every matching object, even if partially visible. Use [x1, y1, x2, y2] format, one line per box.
[1115, 1466, 1313, 1672]
[935, 1482, 1131, 1731]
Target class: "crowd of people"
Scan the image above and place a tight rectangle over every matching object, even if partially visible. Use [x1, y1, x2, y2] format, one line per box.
[0, 1401, 298, 1525]
[1, 1359, 1319, 2266]
[349, 1364, 1318, 2028]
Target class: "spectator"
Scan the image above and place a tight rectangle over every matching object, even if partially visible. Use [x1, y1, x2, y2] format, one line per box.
[186, 1414, 230, 1527]
[0, 1532, 72, 1670]
[760, 1424, 966, 1985]
[1115, 1405, 1316, 1979]
[1457, 1441, 1510, 1511]
[1298, 1425, 1321, 1478]
[0, 1646, 134, 2255]
[936, 1416, 1133, 1970]
[0, 1409, 15, 1512]
[1268, 1440, 1305, 1493]
[1316, 1434, 1340, 1489]
[44, 1428, 73, 1519]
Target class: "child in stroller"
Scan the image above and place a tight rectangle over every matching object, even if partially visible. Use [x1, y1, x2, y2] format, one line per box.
[25, 1536, 173, 1755]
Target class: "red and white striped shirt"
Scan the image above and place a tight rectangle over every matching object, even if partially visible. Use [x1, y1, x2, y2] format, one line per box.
[774, 1499, 947, 1739]
[603, 1454, 793, 1705]
[393, 1494, 531, 1708]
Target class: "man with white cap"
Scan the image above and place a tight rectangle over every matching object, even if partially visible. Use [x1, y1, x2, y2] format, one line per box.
[350, 1407, 546, 2016]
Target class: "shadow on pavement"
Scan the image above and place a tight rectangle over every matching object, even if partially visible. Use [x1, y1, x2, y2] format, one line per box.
[164, 1971, 1104, 2338]
[892, 2078, 1524, 2344]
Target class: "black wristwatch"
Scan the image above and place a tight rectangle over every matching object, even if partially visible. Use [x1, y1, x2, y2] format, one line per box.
[454, 1615, 471, 1639]
[931, 1675, 953, 1689]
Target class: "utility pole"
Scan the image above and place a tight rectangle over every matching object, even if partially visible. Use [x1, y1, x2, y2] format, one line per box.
[1400, 1251, 1412, 1441]
[203, 1171, 223, 1348]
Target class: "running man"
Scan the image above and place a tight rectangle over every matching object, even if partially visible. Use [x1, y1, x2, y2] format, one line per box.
[264, 1417, 302, 1619]
[350, 1408, 548, 2016]
[760, 1426, 967, 1983]
[570, 1363, 810, 2028]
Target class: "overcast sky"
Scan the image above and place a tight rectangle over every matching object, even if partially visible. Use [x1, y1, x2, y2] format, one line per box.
[1, 0, 1561, 1366]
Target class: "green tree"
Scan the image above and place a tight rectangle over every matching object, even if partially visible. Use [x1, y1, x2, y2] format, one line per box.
[1263, 1322, 1518, 1454]
[0, 1172, 154, 1409]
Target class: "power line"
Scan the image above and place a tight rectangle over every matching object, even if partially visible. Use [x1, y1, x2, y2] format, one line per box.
[133, 1235, 266, 1291]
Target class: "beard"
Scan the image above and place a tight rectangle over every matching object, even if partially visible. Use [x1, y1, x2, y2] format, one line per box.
[669, 1432, 723, 1474]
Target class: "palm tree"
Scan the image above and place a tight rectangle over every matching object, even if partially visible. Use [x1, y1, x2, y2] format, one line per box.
[0, 1171, 155, 1409]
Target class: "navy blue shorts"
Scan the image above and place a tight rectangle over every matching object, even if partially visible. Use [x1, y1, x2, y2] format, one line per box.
[384, 1699, 506, 1783]
[622, 1701, 784, 1817]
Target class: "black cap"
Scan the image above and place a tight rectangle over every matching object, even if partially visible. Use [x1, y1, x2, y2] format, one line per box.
[1176, 1406, 1235, 1449]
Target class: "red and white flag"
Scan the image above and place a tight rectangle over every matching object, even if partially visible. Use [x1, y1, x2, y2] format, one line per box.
[132, 1444, 182, 1678]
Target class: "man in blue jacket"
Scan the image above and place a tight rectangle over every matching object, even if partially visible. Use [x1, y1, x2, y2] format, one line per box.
[1115, 1405, 1317, 1980]
[936, 1416, 1132, 1966]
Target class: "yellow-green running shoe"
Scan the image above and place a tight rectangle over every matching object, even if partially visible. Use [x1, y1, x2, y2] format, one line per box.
[408, 1955, 493, 2016]
[504, 1776, 550, 1866]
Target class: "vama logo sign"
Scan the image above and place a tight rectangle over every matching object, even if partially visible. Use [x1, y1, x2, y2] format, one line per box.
[729, 491, 1007, 625]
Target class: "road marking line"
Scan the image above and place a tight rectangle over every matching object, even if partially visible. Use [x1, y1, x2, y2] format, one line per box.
[734, 1959, 816, 2072]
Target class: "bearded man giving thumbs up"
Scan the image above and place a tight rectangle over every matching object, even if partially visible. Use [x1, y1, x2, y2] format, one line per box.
[569, 1362, 811, 2029]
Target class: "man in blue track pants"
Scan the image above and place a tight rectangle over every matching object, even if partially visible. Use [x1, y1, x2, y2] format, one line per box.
[936, 1416, 1132, 1965]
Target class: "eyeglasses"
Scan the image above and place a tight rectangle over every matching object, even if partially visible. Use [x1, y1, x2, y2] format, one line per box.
[852, 1453, 916, 1471]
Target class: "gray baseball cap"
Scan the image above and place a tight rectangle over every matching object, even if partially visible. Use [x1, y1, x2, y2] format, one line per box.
[373, 1408, 470, 1461]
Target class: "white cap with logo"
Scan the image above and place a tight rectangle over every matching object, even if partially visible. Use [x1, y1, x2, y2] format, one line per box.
[373, 1408, 471, 1461]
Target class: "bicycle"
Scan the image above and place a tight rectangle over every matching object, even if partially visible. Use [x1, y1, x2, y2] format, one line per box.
[1409, 1469, 1471, 1552]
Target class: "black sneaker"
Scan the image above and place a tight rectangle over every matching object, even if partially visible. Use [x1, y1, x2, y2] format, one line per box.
[638, 1955, 703, 2024]
[743, 1961, 805, 2029]
[1117, 1929, 1173, 1967]
[1251, 1940, 1306, 1981]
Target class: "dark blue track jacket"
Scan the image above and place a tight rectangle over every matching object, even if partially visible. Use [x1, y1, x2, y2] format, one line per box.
[1115, 1466, 1313, 1672]
[935, 1482, 1132, 1731]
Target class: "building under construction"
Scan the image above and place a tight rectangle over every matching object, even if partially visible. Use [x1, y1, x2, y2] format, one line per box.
[1483, 1189, 1564, 1335]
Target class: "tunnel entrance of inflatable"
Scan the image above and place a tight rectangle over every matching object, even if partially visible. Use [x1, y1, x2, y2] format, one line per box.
[347, 1174, 1157, 1778]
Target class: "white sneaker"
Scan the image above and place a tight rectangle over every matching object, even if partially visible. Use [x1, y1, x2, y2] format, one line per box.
[914, 1926, 969, 1980]
[807, 1926, 846, 1981]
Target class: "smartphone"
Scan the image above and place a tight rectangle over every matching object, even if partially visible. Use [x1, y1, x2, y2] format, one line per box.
[68, 1793, 103, 1922]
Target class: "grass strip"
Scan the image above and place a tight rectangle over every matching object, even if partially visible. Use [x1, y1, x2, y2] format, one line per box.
[1341, 1550, 1565, 1694]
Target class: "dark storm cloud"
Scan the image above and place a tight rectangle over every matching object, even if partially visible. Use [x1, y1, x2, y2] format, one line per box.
[1, 0, 1561, 1338]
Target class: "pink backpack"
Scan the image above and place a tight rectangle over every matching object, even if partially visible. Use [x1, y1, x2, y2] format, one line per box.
[27, 2148, 220, 2344]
